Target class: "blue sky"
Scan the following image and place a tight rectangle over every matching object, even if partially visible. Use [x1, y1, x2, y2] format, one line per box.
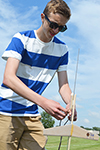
[0, 0, 100, 128]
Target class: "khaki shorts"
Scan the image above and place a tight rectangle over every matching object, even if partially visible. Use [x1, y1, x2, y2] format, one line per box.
[0, 114, 47, 150]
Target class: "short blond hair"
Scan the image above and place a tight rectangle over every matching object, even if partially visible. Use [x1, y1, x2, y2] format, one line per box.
[43, 0, 71, 20]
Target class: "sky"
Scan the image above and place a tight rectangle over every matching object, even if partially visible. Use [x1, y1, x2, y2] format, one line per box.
[0, 0, 100, 128]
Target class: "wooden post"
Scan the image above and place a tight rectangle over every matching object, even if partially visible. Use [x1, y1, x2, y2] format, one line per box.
[67, 94, 76, 150]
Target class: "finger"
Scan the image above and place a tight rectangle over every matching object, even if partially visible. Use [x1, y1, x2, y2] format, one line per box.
[68, 115, 71, 121]
[57, 105, 69, 116]
[56, 109, 66, 118]
[60, 106, 69, 114]
[53, 107, 68, 120]
[73, 117, 77, 121]
[66, 104, 72, 115]
[68, 113, 77, 121]
[52, 112, 65, 120]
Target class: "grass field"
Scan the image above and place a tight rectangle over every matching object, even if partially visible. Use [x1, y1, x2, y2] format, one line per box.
[45, 136, 100, 150]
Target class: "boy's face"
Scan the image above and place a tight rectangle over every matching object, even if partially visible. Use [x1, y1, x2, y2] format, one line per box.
[41, 12, 68, 42]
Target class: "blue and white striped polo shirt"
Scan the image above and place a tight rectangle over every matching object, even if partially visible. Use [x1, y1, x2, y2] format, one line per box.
[0, 30, 68, 116]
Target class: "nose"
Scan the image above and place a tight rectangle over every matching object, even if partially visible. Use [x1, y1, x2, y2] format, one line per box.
[52, 27, 59, 33]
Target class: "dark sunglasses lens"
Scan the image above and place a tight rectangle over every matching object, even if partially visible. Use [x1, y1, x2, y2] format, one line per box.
[60, 25, 67, 32]
[59, 26, 64, 31]
[50, 22, 58, 29]
[49, 21, 67, 32]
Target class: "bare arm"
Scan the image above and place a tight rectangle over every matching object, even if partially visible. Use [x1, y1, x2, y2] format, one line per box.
[3, 57, 68, 120]
[58, 71, 71, 104]
[57, 71, 77, 121]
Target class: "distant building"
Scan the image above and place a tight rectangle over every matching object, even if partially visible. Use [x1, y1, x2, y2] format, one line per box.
[89, 130, 99, 135]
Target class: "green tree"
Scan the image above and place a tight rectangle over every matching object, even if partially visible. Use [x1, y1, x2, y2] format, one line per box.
[92, 127, 100, 135]
[92, 127, 100, 131]
[41, 111, 55, 128]
[80, 126, 84, 129]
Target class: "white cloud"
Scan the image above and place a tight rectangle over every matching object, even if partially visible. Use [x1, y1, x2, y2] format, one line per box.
[66, 0, 100, 99]
[70, 1, 100, 52]
[76, 104, 83, 109]
[52, 95, 62, 102]
[0, 0, 40, 83]
[89, 111, 100, 119]
[0, 0, 39, 46]
[84, 118, 90, 124]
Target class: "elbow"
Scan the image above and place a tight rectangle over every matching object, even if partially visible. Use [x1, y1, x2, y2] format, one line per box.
[3, 74, 12, 88]
[3, 77, 9, 88]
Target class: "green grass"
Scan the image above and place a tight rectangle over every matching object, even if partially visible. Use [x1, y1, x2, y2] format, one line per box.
[45, 136, 100, 150]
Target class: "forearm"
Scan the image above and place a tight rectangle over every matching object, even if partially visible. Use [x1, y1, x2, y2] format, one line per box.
[57, 71, 72, 105]
[3, 57, 47, 108]
[57, 71, 77, 121]
[59, 83, 72, 105]
[3, 74, 47, 108]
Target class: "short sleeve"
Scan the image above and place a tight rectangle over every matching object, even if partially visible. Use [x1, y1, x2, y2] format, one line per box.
[57, 51, 69, 72]
[2, 33, 25, 61]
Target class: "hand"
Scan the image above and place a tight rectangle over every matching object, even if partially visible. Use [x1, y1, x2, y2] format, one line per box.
[68, 109, 77, 121]
[42, 99, 68, 120]
[65, 104, 77, 121]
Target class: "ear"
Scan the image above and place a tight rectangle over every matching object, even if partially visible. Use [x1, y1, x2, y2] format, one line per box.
[41, 13, 45, 23]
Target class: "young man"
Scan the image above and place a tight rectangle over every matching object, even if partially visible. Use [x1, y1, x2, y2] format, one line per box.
[0, 0, 77, 149]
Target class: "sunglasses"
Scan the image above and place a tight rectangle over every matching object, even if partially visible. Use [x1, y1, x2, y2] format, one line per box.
[45, 14, 67, 32]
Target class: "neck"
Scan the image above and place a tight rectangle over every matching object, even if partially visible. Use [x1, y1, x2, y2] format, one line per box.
[36, 26, 52, 43]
